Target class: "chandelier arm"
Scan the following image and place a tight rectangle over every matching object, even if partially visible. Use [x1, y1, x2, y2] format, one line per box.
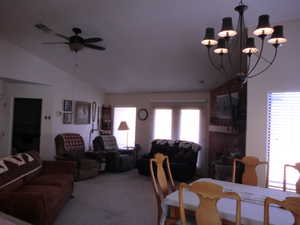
[247, 55, 251, 74]
[253, 52, 273, 64]
[248, 47, 278, 79]
[220, 54, 233, 78]
[247, 37, 265, 76]
[207, 47, 223, 72]
[226, 39, 235, 71]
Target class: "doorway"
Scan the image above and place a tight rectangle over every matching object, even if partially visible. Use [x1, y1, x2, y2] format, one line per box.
[11, 98, 42, 154]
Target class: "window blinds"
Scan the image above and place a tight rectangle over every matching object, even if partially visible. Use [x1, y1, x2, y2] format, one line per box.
[267, 92, 300, 191]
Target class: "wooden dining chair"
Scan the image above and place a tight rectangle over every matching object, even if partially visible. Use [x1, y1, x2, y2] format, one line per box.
[232, 156, 269, 187]
[264, 197, 300, 225]
[150, 153, 176, 225]
[179, 181, 241, 225]
[284, 163, 300, 193]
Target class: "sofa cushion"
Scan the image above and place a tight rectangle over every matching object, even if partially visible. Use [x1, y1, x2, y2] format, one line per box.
[0, 152, 42, 192]
[17, 185, 63, 211]
[29, 174, 73, 188]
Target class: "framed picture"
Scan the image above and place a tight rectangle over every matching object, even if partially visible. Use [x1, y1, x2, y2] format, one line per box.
[215, 92, 239, 119]
[63, 100, 73, 112]
[63, 113, 72, 124]
[74, 101, 91, 124]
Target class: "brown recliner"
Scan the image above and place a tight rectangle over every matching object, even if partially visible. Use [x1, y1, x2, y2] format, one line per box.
[55, 133, 98, 181]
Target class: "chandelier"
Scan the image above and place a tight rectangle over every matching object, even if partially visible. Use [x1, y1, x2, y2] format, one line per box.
[201, 0, 287, 83]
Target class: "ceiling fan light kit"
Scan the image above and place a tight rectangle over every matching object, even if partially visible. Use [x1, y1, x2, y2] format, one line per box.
[201, 0, 287, 82]
[35, 24, 106, 52]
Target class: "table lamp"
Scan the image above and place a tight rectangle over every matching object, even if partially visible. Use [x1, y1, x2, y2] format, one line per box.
[118, 121, 129, 149]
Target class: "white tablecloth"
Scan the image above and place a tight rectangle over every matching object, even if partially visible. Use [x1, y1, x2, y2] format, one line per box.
[164, 178, 300, 225]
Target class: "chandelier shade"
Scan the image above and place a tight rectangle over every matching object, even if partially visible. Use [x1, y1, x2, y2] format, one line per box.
[201, 28, 218, 46]
[253, 15, 274, 36]
[218, 17, 237, 38]
[214, 38, 228, 54]
[201, 0, 287, 82]
[242, 38, 258, 54]
[268, 25, 288, 45]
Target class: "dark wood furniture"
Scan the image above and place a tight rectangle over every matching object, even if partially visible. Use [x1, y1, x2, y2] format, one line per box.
[100, 105, 113, 135]
[208, 79, 247, 178]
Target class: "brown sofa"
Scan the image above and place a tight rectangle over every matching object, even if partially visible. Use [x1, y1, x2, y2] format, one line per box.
[0, 151, 75, 225]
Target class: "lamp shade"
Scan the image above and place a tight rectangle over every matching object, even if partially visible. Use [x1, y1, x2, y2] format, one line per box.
[201, 27, 218, 46]
[118, 121, 129, 130]
[253, 15, 274, 36]
[242, 37, 259, 54]
[268, 25, 287, 45]
[214, 38, 229, 54]
[218, 17, 237, 38]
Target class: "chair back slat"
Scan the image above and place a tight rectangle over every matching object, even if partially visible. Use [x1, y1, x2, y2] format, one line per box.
[264, 197, 300, 225]
[179, 181, 241, 225]
[232, 156, 269, 187]
[150, 153, 175, 225]
[284, 163, 300, 194]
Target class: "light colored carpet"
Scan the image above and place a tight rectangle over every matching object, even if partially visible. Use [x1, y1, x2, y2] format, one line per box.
[54, 170, 156, 225]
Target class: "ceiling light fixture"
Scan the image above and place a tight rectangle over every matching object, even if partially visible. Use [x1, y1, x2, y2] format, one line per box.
[201, 0, 287, 83]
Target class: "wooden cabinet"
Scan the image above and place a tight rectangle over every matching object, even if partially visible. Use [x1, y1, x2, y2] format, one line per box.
[100, 105, 113, 135]
[208, 79, 247, 177]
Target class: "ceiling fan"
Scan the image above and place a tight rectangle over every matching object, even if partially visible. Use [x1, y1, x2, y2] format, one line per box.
[35, 24, 106, 52]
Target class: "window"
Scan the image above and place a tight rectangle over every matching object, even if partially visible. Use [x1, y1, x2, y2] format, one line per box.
[153, 107, 201, 143]
[153, 109, 172, 139]
[267, 92, 300, 191]
[113, 107, 136, 148]
[180, 109, 200, 143]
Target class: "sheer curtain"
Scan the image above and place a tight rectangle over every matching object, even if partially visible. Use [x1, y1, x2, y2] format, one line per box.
[113, 107, 136, 148]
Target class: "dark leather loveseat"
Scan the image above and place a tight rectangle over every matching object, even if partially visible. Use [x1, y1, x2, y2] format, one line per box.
[137, 139, 201, 181]
[0, 151, 75, 225]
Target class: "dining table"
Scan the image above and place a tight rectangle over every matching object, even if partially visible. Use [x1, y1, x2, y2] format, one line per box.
[163, 178, 300, 225]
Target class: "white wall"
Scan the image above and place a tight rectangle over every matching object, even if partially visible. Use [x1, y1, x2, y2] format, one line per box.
[246, 19, 300, 185]
[0, 38, 103, 159]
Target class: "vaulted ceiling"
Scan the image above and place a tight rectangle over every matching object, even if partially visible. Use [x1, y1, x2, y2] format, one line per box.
[0, 0, 299, 93]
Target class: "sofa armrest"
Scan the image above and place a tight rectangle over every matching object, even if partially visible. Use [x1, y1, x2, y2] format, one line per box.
[42, 160, 76, 175]
[0, 192, 47, 224]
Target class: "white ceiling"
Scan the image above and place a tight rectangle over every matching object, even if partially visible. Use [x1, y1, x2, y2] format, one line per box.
[0, 0, 299, 93]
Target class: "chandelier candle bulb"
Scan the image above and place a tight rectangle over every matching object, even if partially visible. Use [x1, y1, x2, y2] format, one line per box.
[218, 17, 237, 38]
[268, 25, 288, 45]
[253, 15, 274, 37]
[201, 27, 218, 46]
[214, 38, 229, 54]
[242, 37, 259, 54]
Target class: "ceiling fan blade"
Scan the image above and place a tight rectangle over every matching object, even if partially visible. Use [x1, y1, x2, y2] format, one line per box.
[43, 42, 68, 45]
[84, 44, 106, 51]
[35, 24, 69, 40]
[35, 24, 54, 33]
[55, 33, 69, 40]
[84, 37, 103, 43]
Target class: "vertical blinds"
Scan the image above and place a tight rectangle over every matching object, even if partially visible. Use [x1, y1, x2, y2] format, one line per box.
[267, 92, 300, 191]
